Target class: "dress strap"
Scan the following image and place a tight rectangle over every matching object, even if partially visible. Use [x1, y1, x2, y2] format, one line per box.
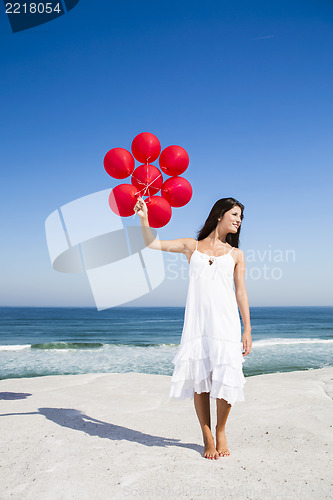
[228, 247, 235, 254]
[195, 239, 198, 250]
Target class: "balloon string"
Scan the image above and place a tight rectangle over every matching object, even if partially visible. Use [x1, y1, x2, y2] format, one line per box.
[146, 160, 149, 193]
[131, 172, 162, 197]
[131, 167, 162, 219]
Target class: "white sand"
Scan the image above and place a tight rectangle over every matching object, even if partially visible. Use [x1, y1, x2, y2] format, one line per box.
[0, 367, 332, 499]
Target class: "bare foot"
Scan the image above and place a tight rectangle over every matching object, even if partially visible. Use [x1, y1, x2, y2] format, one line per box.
[215, 425, 230, 457]
[203, 436, 219, 460]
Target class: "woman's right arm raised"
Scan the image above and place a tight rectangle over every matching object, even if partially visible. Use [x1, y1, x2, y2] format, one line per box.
[133, 196, 193, 255]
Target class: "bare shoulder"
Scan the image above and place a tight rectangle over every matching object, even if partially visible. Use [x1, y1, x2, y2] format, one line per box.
[178, 238, 197, 255]
[184, 238, 197, 251]
[233, 248, 245, 267]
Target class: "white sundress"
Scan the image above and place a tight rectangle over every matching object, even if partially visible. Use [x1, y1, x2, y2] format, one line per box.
[169, 239, 246, 406]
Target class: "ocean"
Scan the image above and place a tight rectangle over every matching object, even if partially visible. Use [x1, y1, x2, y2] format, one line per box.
[0, 306, 332, 380]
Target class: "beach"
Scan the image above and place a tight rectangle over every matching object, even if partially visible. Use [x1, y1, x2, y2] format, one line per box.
[0, 367, 332, 499]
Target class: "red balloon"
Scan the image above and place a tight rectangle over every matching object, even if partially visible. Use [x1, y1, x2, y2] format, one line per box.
[144, 195, 172, 228]
[161, 176, 193, 207]
[159, 145, 189, 176]
[104, 148, 135, 179]
[108, 184, 138, 217]
[131, 132, 161, 163]
[131, 164, 163, 197]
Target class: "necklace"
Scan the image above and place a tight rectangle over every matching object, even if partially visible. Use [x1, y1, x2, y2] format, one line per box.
[199, 238, 227, 265]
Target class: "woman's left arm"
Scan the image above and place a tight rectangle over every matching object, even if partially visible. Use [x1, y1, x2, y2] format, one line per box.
[234, 249, 252, 355]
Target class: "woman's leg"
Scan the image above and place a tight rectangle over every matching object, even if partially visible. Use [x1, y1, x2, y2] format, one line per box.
[215, 398, 232, 456]
[194, 392, 219, 460]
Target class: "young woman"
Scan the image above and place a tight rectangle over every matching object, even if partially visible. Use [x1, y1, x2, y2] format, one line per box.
[134, 196, 252, 461]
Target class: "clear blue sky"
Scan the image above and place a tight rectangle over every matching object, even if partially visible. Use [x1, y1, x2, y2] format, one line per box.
[0, 0, 332, 307]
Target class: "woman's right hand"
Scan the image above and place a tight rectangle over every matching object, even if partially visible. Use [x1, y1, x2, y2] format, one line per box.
[133, 196, 148, 219]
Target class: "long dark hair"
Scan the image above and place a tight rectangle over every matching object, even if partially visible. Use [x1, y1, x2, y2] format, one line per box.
[196, 197, 245, 248]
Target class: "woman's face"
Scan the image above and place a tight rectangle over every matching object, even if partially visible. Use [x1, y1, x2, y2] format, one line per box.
[219, 205, 242, 233]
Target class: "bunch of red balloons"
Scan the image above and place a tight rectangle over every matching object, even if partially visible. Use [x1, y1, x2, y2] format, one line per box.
[104, 132, 192, 228]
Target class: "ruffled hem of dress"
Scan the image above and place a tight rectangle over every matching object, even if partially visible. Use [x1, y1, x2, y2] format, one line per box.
[169, 358, 246, 406]
[169, 336, 246, 406]
[169, 376, 245, 406]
